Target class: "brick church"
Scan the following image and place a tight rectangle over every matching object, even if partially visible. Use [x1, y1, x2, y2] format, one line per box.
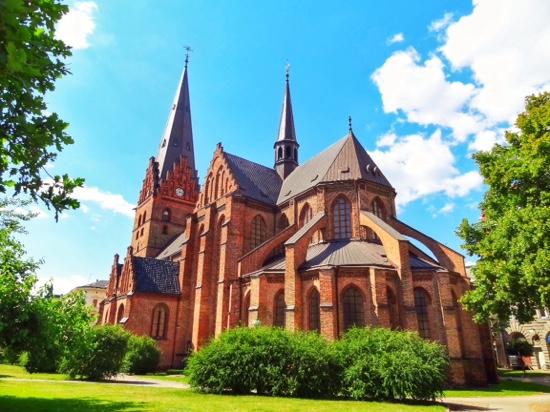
[100, 59, 497, 386]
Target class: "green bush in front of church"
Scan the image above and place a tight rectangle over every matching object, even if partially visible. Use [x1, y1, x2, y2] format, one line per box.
[186, 326, 339, 397]
[122, 335, 161, 374]
[334, 327, 449, 401]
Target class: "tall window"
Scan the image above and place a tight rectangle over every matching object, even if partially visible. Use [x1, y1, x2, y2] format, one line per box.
[151, 304, 168, 339]
[414, 288, 431, 339]
[250, 215, 267, 249]
[309, 288, 320, 332]
[372, 197, 386, 220]
[117, 304, 125, 323]
[242, 292, 250, 327]
[274, 291, 286, 327]
[387, 287, 399, 330]
[342, 287, 365, 330]
[299, 204, 312, 227]
[278, 214, 289, 231]
[333, 196, 352, 239]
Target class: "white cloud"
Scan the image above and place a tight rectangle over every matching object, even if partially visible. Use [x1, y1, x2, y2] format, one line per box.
[468, 129, 505, 152]
[73, 186, 134, 218]
[371, 48, 483, 142]
[371, 130, 482, 206]
[80, 204, 90, 214]
[429, 12, 454, 32]
[376, 132, 397, 148]
[11, 205, 49, 220]
[37, 273, 91, 295]
[56, 2, 98, 50]
[432, 202, 455, 217]
[387, 33, 405, 45]
[440, 0, 550, 125]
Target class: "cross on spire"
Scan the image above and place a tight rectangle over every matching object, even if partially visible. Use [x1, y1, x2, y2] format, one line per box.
[348, 115, 353, 132]
[285, 61, 291, 82]
[184, 45, 193, 69]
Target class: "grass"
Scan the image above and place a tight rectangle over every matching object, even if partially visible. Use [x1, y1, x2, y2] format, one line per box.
[0, 380, 445, 412]
[444, 379, 550, 398]
[142, 372, 190, 384]
[0, 364, 69, 381]
[498, 368, 550, 378]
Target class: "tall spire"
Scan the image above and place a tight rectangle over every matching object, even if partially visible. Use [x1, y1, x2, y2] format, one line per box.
[274, 64, 299, 180]
[157, 50, 195, 180]
[276, 63, 297, 143]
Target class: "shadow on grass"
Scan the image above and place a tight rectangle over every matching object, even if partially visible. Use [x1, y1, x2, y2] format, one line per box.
[0, 395, 145, 412]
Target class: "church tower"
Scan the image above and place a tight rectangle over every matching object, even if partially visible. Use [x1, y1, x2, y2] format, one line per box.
[274, 67, 299, 179]
[131, 55, 199, 257]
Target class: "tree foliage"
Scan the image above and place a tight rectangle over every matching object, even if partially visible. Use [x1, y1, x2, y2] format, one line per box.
[458, 92, 550, 323]
[122, 335, 160, 375]
[0, 0, 84, 217]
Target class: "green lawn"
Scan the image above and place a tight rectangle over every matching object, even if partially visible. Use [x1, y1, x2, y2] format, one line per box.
[498, 368, 550, 378]
[444, 379, 550, 398]
[0, 364, 69, 381]
[0, 380, 444, 412]
[142, 372, 190, 384]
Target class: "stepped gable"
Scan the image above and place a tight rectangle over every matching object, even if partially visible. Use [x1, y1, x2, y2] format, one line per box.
[277, 132, 393, 204]
[224, 152, 282, 205]
[132, 256, 180, 295]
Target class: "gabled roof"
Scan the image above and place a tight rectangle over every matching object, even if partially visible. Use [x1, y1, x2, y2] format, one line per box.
[224, 152, 282, 205]
[156, 232, 187, 260]
[277, 133, 393, 204]
[156, 64, 195, 180]
[77, 280, 109, 289]
[132, 257, 180, 295]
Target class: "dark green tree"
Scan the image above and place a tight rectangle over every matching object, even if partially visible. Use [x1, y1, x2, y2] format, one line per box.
[0, 0, 84, 218]
[458, 92, 550, 323]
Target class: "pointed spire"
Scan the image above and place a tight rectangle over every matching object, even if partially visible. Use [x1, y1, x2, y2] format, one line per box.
[157, 51, 196, 180]
[276, 63, 297, 143]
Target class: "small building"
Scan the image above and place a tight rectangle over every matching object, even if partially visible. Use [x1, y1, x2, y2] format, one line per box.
[71, 280, 108, 315]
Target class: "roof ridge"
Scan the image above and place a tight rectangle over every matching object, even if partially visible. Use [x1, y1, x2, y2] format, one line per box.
[224, 151, 276, 173]
[319, 134, 352, 182]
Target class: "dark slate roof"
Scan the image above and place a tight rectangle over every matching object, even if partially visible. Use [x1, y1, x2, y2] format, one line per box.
[302, 241, 393, 270]
[409, 253, 442, 271]
[277, 133, 393, 204]
[224, 152, 282, 205]
[132, 257, 180, 295]
[78, 280, 109, 289]
[156, 232, 187, 260]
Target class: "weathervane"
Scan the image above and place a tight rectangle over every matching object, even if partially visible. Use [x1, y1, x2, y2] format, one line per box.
[285, 61, 291, 81]
[184, 45, 193, 69]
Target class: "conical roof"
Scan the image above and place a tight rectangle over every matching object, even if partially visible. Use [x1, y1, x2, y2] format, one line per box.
[157, 64, 195, 180]
[276, 75, 297, 144]
[276, 132, 393, 204]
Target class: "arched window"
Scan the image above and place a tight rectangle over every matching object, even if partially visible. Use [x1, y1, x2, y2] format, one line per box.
[162, 208, 171, 222]
[220, 171, 226, 195]
[242, 292, 250, 327]
[372, 197, 386, 220]
[299, 203, 312, 227]
[138, 214, 142, 227]
[333, 196, 352, 239]
[143, 211, 147, 223]
[309, 288, 320, 332]
[117, 304, 125, 323]
[342, 286, 365, 331]
[294, 148, 298, 162]
[151, 304, 168, 339]
[387, 286, 399, 330]
[414, 288, 431, 339]
[278, 214, 289, 231]
[274, 291, 286, 328]
[285, 146, 291, 159]
[250, 215, 267, 249]
[278, 147, 283, 160]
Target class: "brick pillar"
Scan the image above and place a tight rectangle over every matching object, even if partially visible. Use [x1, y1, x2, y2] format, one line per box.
[398, 243, 418, 331]
[319, 268, 338, 340]
[284, 245, 302, 331]
[248, 274, 265, 326]
[214, 222, 229, 337]
[371, 269, 390, 328]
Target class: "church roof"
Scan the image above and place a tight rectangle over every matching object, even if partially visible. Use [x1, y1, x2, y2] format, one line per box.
[156, 232, 187, 260]
[225, 152, 282, 205]
[156, 63, 196, 180]
[276, 73, 297, 144]
[132, 257, 180, 295]
[76, 279, 109, 289]
[277, 133, 393, 204]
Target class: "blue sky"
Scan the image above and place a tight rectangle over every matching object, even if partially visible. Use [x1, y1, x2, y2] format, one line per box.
[23, 0, 550, 292]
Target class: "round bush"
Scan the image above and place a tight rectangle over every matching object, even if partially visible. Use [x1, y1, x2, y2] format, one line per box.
[186, 326, 338, 397]
[60, 325, 129, 380]
[122, 335, 160, 374]
[334, 327, 449, 401]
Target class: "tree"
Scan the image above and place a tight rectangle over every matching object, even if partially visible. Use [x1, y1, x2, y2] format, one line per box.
[457, 92, 550, 323]
[0, 0, 84, 218]
[0, 199, 41, 351]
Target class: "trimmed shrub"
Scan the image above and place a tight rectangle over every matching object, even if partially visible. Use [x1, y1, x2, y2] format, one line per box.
[334, 327, 449, 401]
[122, 335, 161, 374]
[507, 339, 533, 356]
[60, 325, 130, 380]
[187, 326, 338, 397]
